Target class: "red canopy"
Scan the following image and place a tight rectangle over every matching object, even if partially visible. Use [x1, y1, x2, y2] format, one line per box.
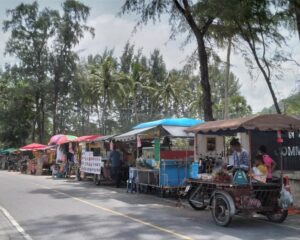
[76, 135, 102, 142]
[20, 143, 48, 151]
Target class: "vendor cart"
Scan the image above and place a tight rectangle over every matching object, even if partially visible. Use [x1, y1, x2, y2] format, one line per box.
[78, 135, 126, 186]
[184, 114, 300, 226]
[185, 179, 286, 226]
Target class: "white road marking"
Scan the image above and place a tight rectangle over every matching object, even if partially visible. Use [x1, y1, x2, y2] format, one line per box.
[0, 206, 33, 240]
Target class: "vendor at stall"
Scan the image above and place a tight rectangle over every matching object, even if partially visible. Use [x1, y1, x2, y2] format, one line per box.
[258, 145, 276, 182]
[230, 138, 249, 172]
[110, 145, 122, 187]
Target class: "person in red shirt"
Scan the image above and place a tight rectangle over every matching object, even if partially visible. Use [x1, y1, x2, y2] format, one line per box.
[258, 145, 276, 182]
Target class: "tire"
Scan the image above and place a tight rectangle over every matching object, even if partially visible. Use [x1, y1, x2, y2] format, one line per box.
[188, 188, 207, 210]
[211, 194, 232, 227]
[267, 209, 288, 223]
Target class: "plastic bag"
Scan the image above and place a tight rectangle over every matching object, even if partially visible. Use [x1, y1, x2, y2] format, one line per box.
[280, 185, 293, 209]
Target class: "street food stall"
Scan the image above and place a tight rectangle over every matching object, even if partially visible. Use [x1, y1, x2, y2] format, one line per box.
[184, 114, 300, 226]
[19, 143, 51, 175]
[114, 118, 203, 196]
[0, 148, 19, 170]
[48, 134, 78, 178]
[76, 134, 124, 185]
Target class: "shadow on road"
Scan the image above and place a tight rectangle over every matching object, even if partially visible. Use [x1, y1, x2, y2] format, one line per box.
[27, 178, 300, 240]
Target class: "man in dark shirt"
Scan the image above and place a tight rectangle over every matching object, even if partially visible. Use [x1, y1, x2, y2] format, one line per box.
[110, 146, 121, 187]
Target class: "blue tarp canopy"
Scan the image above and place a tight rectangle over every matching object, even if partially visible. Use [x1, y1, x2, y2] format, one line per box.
[133, 118, 203, 129]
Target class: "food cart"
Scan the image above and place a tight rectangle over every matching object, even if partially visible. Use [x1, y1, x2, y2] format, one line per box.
[114, 118, 203, 196]
[19, 143, 52, 175]
[184, 114, 300, 226]
[78, 135, 119, 185]
[48, 134, 78, 178]
[0, 148, 19, 171]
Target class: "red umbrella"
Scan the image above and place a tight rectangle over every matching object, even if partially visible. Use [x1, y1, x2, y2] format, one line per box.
[76, 135, 102, 142]
[20, 143, 48, 151]
[56, 135, 78, 145]
[48, 134, 65, 145]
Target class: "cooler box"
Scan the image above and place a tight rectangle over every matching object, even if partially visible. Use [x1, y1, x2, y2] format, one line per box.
[159, 159, 191, 187]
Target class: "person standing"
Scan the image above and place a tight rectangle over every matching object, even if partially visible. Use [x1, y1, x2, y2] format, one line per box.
[258, 145, 276, 182]
[110, 145, 121, 187]
[230, 138, 249, 172]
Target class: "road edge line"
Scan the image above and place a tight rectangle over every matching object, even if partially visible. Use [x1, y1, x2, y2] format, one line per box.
[0, 205, 33, 240]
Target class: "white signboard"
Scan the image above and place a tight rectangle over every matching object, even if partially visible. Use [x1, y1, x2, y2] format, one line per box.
[80, 151, 102, 174]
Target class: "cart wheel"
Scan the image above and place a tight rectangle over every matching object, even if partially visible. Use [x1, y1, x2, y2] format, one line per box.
[94, 174, 101, 186]
[188, 187, 207, 210]
[267, 209, 288, 223]
[211, 194, 232, 227]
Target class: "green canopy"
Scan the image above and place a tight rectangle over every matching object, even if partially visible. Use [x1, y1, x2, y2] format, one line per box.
[0, 148, 19, 155]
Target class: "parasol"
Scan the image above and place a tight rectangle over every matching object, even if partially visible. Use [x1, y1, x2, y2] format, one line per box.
[56, 135, 78, 145]
[48, 134, 65, 145]
[20, 143, 48, 151]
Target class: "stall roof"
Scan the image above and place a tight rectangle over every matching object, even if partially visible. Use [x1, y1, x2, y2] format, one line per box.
[95, 135, 116, 141]
[162, 126, 194, 137]
[114, 127, 156, 141]
[0, 148, 19, 154]
[133, 118, 203, 129]
[186, 114, 300, 134]
[115, 125, 195, 142]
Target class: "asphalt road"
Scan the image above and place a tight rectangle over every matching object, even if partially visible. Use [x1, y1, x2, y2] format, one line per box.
[0, 171, 299, 240]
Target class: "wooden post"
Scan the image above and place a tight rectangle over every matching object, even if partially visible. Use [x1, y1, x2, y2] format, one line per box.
[248, 130, 253, 188]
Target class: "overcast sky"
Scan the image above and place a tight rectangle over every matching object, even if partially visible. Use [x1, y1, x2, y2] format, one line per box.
[1, 0, 299, 113]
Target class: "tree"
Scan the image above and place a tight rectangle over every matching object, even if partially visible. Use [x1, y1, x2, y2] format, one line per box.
[88, 50, 132, 134]
[231, 1, 284, 114]
[0, 66, 35, 146]
[3, 2, 57, 143]
[50, 0, 94, 135]
[121, 0, 225, 121]
[208, 61, 251, 119]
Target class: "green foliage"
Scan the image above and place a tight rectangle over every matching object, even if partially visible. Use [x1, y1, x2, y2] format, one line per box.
[262, 89, 300, 116]
[0, 67, 34, 146]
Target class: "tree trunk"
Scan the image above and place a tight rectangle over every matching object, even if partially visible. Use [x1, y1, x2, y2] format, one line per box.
[35, 91, 43, 143]
[31, 118, 36, 143]
[197, 35, 214, 121]
[52, 73, 59, 135]
[246, 41, 282, 114]
[41, 95, 45, 143]
[224, 37, 232, 119]
[102, 97, 107, 135]
[294, 0, 300, 40]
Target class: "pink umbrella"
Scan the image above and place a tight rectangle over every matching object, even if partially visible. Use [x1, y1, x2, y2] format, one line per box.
[48, 134, 64, 145]
[20, 143, 48, 151]
[56, 135, 78, 145]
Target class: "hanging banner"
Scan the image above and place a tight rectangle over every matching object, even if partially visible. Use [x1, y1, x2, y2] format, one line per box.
[80, 151, 102, 174]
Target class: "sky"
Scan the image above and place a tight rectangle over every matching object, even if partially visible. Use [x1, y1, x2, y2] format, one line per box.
[0, 0, 299, 113]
